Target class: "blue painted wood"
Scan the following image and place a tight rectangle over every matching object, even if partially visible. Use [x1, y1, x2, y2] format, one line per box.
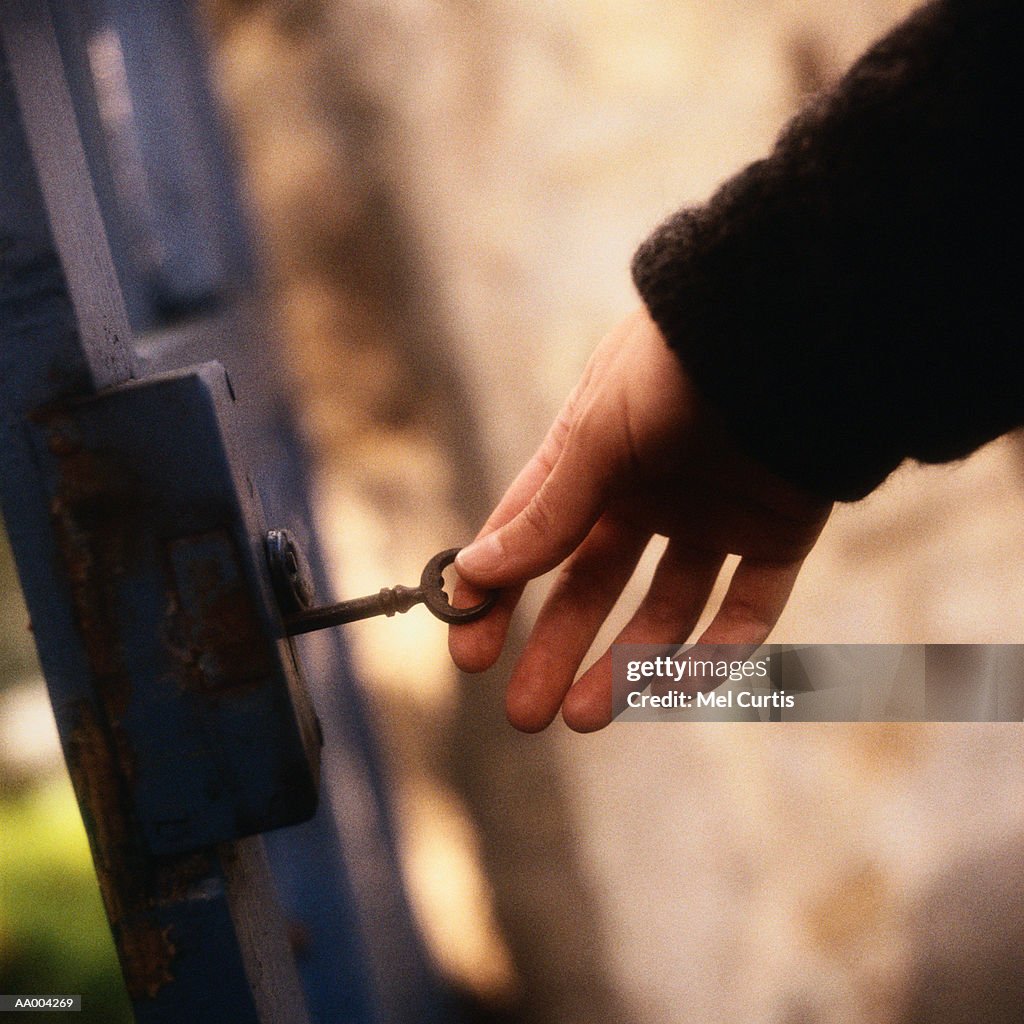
[2, 1, 451, 1021]
[0, 3, 312, 1020]
[56, 0, 253, 328]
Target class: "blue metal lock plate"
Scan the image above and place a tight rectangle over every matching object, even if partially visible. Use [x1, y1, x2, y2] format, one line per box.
[28, 361, 321, 855]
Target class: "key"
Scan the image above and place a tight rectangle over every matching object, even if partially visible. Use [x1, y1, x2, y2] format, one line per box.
[273, 543, 497, 636]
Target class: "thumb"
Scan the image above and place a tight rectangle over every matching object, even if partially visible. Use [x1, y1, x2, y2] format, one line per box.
[456, 416, 623, 587]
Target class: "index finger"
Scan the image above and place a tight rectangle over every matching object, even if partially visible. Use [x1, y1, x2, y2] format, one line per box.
[448, 376, 591, 670]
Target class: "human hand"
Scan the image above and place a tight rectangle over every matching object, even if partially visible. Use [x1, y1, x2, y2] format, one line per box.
[449, 308, 831, 732]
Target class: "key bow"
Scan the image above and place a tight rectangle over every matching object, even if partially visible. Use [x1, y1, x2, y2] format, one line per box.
[266, 532, 497, 636]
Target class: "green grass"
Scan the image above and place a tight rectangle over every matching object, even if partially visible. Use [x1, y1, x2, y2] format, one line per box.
[0, 774, 133, 1023]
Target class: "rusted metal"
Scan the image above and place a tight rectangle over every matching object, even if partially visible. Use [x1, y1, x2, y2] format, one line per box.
[44, 427, 135, 695]
[165, 530, 276, 694]
[30, 366, 321, 857]
[64, 701, 177, 1000]
[31, 370, 322, 1020]
[64, 698, 306, 1016]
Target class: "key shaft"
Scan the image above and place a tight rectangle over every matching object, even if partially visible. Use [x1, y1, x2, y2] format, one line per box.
[285, 585, 424, 635]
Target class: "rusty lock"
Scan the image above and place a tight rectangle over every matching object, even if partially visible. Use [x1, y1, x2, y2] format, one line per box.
[266, 529, 497, 636]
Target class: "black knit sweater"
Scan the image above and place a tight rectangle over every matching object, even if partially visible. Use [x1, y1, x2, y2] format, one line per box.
[631, 0, 1024, 501]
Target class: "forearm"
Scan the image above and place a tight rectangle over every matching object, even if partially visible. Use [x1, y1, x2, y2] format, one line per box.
[632, 0, 1024, 501]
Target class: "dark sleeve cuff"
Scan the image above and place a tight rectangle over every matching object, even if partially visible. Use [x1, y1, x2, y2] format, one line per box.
[632, 0, 1024, 501]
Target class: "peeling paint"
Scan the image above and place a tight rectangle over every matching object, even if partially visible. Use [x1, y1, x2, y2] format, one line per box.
[65, 701, 177, 1000]
[164, 530, 276, 694]
[31, 376, 319, 865]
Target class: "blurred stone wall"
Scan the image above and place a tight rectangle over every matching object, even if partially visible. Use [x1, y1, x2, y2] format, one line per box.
[201, 3, 1024, 1023]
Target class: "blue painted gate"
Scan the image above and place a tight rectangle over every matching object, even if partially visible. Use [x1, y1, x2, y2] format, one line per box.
[0, 1, 449, 1020]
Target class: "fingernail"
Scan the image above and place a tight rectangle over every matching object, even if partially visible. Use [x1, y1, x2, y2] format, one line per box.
[456, 533, 502, 577]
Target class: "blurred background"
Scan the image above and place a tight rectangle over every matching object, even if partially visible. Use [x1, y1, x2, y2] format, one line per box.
[5, 1, 1024, 1021]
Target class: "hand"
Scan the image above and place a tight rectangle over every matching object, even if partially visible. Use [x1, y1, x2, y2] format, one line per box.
[449, 308, 831, 733]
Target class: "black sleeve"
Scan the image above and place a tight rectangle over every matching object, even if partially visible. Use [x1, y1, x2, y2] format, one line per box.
[631, 0, 1024, 501]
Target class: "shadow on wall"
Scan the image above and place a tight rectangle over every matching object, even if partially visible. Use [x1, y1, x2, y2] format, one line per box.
[205, 2, 632, 1021]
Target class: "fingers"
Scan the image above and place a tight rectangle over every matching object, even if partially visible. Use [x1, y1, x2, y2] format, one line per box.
[617, 542, 726, 647]
[456, 409, 624, 590]
[459, 545, 807, 729]
[504, 519, 648, 732]
[696, 556, 805, 646]
[448, 581, 523, 674]
[561, 550, 805, 732]
[469, 353, 599, 541]
[471, 415, 570, 541]
[560, 542, 724, 732]
[455, 330, 633, 589]
[449, 313, 646, 671]
[448, 392, 585, 673]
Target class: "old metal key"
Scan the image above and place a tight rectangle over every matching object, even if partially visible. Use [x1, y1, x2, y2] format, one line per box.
[266, 530, 496, 636]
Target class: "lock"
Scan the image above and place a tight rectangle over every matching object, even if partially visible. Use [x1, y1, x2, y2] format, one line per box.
[30, 363, 321, 855]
